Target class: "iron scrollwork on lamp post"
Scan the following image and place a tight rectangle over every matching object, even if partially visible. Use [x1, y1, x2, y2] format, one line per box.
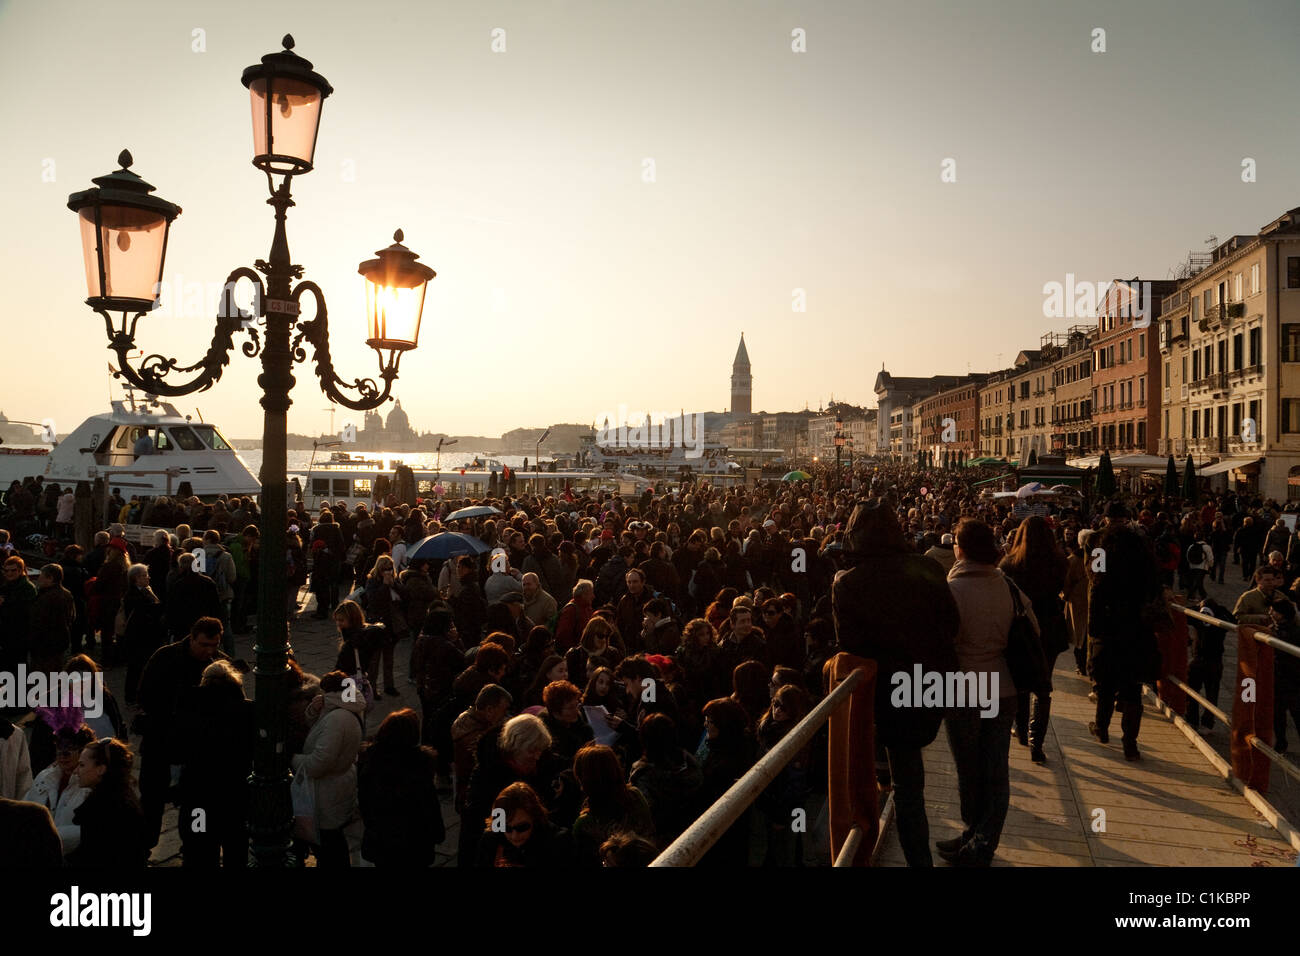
[66, 35, 436, 867]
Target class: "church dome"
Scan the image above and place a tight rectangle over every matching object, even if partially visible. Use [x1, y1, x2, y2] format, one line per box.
[386, 400, 410, 433]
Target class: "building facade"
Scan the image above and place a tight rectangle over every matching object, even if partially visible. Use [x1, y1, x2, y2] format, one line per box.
[1161, 211, 1300, 499]
[874, 370, 979, 458]
[1046, 326, 1095, 456]
[1091, 279, 1175, 456]
[978, 370, 1012, 459]
[914, 377, 986, 465]
[1003, 350, 1053, 463]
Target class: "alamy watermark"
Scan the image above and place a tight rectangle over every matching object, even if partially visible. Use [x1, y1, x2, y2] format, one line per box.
[594, 407, 706, 459]
[0, 668, 104, 718]
[1042, 275, 1153, 327]
[890, 665, 1000, 717]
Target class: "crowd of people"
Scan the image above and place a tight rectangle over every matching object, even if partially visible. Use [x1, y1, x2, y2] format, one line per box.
[1, 460, 1298, 868]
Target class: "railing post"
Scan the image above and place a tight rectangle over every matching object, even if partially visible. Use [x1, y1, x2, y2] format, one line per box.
[1157, 601, 1189, 715]
[1232, 625, 1274, 793]
[826, 652, 877, 866]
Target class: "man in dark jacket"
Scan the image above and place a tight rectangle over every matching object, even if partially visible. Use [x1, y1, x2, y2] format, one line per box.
[449, 557, 488, 645]
[832, 498, 960, 867]
[164, 552, 222, 640]
[136, 617, 230, 849]
[31, 563, 76, 674]
[715, 605, 769, 675]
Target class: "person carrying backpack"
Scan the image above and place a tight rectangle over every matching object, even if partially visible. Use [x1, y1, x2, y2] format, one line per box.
[200, 530, 238, 655]
[1184, 534, 1212, 600]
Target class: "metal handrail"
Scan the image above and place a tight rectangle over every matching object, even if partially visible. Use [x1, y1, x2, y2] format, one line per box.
[1167, 603, 1300, 795]
[649, 666, 867, 867]
[1179, 604, 1300, 660]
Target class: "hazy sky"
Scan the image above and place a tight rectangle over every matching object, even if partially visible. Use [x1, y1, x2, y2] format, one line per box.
[2, 0, 1298, 440]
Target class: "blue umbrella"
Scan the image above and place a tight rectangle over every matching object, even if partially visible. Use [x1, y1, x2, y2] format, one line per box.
[445, 505, 503, 522]
[409, 532, 491, 560]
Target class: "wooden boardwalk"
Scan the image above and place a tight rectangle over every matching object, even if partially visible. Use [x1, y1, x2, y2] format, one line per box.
[874, 662, 1299, 867]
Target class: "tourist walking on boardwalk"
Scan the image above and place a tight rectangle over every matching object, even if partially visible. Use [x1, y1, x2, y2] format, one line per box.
[999, 516, 1069, 765]
[1064, 530, 1093, 677]
[832, 499, 959, 867]
[1087, 523, 1162, 761]
[941, 518, 1027, 866]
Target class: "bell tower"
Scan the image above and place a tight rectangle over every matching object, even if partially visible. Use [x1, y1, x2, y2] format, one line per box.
[731, 333, 752, 418]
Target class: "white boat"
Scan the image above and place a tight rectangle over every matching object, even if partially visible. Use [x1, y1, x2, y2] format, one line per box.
[578, 435, 741, 477]
[289, 459, 654, 510]
[0, 391, 259, 499]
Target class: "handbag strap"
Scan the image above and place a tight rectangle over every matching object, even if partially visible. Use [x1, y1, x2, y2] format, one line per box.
[1006, 577, 1025, 617]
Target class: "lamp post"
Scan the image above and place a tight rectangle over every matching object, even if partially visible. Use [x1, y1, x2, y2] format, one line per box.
[66, 35, 435, 867]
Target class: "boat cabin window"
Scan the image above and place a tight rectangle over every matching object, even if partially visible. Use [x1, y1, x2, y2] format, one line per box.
[353, 479, 372, 496]
[189, 425, 232, 450]
[169, 426, 205, 451]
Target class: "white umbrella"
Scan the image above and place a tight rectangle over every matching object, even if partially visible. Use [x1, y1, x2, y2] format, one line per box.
[1016, 481, 1044, 498]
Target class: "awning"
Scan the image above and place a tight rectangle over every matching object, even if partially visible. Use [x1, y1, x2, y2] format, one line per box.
[972, 474, 1012, 487]
[1111, 454, 1172, 470]
[1068, 455, 1101, 468]
[1197, 456, 1262, 477]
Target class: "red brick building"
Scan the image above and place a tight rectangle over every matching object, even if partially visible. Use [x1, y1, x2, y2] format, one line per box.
[914, 375, 987, 465]
[1091, 279, 1175, 454]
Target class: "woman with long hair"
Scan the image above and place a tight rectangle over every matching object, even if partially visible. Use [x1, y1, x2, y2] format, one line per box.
[628, 712, 703, 846]
[68, 738, 148, 867]
[357, 708, 444, 866]
[331, 600, 387, 700]
[998, 515, 1069, 764]
[570, 744, 655, 866]
[365, 554, 408, 696]
[730, 660, 770, 731]
[24, 721, 95, 858]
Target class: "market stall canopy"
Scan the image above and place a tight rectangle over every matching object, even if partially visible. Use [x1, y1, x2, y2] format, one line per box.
[1109, 454, 1171, 470]
[1016, 454, 1085, 486]
[1197, 456, 1263, 477]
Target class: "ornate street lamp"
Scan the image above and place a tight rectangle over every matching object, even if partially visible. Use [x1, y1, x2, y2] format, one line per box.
[67, 35, 435, 867]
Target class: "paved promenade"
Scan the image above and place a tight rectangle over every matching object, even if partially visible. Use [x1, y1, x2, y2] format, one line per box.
[876, 566, 1300, 867]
